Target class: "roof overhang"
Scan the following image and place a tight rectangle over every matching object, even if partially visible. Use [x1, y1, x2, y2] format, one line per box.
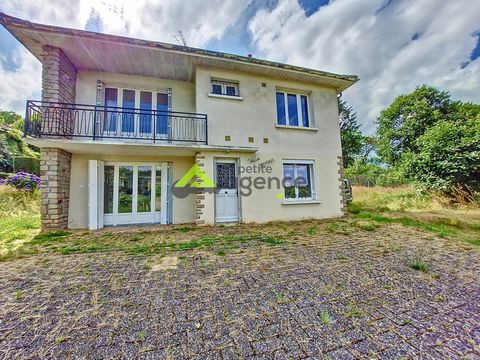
[0, 13, 359, 92]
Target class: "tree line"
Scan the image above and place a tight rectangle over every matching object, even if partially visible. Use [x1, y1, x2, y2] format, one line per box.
[339, 85, 480, 201]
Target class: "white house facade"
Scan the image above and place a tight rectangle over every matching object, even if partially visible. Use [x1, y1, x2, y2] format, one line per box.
[0, 13, 358, 230]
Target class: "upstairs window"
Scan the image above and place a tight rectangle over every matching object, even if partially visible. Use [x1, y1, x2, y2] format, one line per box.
[276, 91, 310, 127]
[211, 79, 239, 97]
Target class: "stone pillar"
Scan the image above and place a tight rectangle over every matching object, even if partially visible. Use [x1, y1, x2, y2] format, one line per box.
[195, 152, 207, 225]
[42, 45, 77, 103]
[41, 46, 77, 136]
[337, 156, 348, 216]
[40, 148, 72, 230]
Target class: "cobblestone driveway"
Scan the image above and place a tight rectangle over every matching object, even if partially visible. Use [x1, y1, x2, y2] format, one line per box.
[1, 222, 479, 359]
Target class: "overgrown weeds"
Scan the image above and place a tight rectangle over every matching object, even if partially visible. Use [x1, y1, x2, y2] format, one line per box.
[406, 250, 430, 273]
[0, 185, 40, 258]
[349, 186, 480, 245]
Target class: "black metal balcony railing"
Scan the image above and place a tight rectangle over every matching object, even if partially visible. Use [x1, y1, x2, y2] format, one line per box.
[25, 100, 208, 144]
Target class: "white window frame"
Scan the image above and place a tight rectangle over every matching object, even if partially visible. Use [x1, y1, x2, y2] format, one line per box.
[102, 86, 171, 136]
[103, 162, 169, 226]
[282, 160, 316, 202]
[276, 91, 310, 128]
[211, 79, 240, 97]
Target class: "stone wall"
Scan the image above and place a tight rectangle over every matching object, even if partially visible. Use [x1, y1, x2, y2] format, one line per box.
[41, 45, 77, 135]
[42, 45, 77, 103]
[40, 148, 72, 230]
[337, 156, 348, 216]
[38, 46, 76, 229]
[194, 152, 207, 225]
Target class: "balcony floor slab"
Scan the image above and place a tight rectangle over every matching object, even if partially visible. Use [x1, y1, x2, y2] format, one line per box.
[25, 138, 258, 157]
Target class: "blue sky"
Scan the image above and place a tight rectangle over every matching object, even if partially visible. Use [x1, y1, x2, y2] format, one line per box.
[1, 0, 479, 132]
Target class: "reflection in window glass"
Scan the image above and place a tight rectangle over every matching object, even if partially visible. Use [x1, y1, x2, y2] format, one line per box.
[283, 164, 295, 199]
[139, 91, 152, 134]
[122, 89, 135, 133]
[104, 165, 114, 214]
[276, 91, 310, 127]
[276, 92, 286, 125]
[212, 84, 222, 94]
[105, 88, 118, 132]
[137, 166, 151, 213]
[226, 86, 236, 96]
[295, 164, 311, 198]
[287, 94, 298, 126]
[300, 95, 309, 127]
[118, 166, 133, 213]
[283, 163, 313, 200]
[156, 93, 169, 135]
[155, 166, 162, 212]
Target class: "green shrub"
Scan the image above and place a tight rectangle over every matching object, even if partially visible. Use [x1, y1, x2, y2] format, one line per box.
[403, 119, 480, 196]
[13, 157, 40, 175]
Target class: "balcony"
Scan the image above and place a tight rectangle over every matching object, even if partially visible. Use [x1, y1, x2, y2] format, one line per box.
[25, 100, 208, 145]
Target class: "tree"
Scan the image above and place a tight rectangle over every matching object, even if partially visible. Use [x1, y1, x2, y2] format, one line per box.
[339, 99, 364, 167]
[403, 118, 480, 195]
[376, 85, 457, 166]
[0, 110, 24, 132]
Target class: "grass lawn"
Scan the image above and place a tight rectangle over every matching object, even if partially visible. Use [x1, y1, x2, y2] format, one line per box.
[349, 186, 480, 246]
[0, 185, 40, 257]
[1, 184, 479, 262]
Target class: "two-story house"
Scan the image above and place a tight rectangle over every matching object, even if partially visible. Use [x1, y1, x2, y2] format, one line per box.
[1, 13, 358, 230]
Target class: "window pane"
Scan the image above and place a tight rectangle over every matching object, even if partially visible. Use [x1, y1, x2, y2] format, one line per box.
[104, 88, 117, 132]
[287, 94, 298, 126]
[276, 92, 286, 125]
[156, 93, 169, 135]
[296, 164, 312, 198]
[301, 95, 309, 127]
[155, 166, 162, 212]
[122, 89, 135, 133]
[104, 165, 114, 214]
[212, 84, 222, 94]
[137, 166, 152, 213]
[216, 163, 236, 189]
[226, 86, 236, 96]
[139, 91, 152, 134]
[283, 164, 296, 198]
[118, 166, 133, 213]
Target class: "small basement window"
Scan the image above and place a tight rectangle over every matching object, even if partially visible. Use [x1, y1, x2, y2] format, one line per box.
[211, 79, 240, 97]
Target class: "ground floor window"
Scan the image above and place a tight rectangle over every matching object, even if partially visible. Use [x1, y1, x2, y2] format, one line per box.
[282, 161, 315, 200]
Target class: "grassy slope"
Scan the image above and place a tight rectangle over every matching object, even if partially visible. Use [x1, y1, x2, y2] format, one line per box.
[0, 130, 39, 159]
[0, 186, 41, 256]
[350, 186, 480, 246]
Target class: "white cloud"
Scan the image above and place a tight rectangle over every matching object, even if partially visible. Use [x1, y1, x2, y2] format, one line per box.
[0, 0, 251, 113]
[1, 0, 252, 47]
[248, 0, 480, 133]
[0, 47, 41, 114]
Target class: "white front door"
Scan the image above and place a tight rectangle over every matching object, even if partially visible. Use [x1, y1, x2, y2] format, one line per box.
[102, 162, 169, 226]
[215, 160, 239, 223]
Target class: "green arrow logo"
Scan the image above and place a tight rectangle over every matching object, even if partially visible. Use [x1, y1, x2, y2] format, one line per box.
[175, 164, 216, 188]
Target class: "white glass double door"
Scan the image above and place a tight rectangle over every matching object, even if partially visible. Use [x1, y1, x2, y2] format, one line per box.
[104, 162, 169, 226]
[88, 161, 169, 228]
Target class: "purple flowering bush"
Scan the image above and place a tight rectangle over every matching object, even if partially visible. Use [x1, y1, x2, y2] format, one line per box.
[3, 172, 41, 191]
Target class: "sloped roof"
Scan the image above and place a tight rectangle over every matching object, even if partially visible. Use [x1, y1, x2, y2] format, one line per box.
[0, 12, 359, 92]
